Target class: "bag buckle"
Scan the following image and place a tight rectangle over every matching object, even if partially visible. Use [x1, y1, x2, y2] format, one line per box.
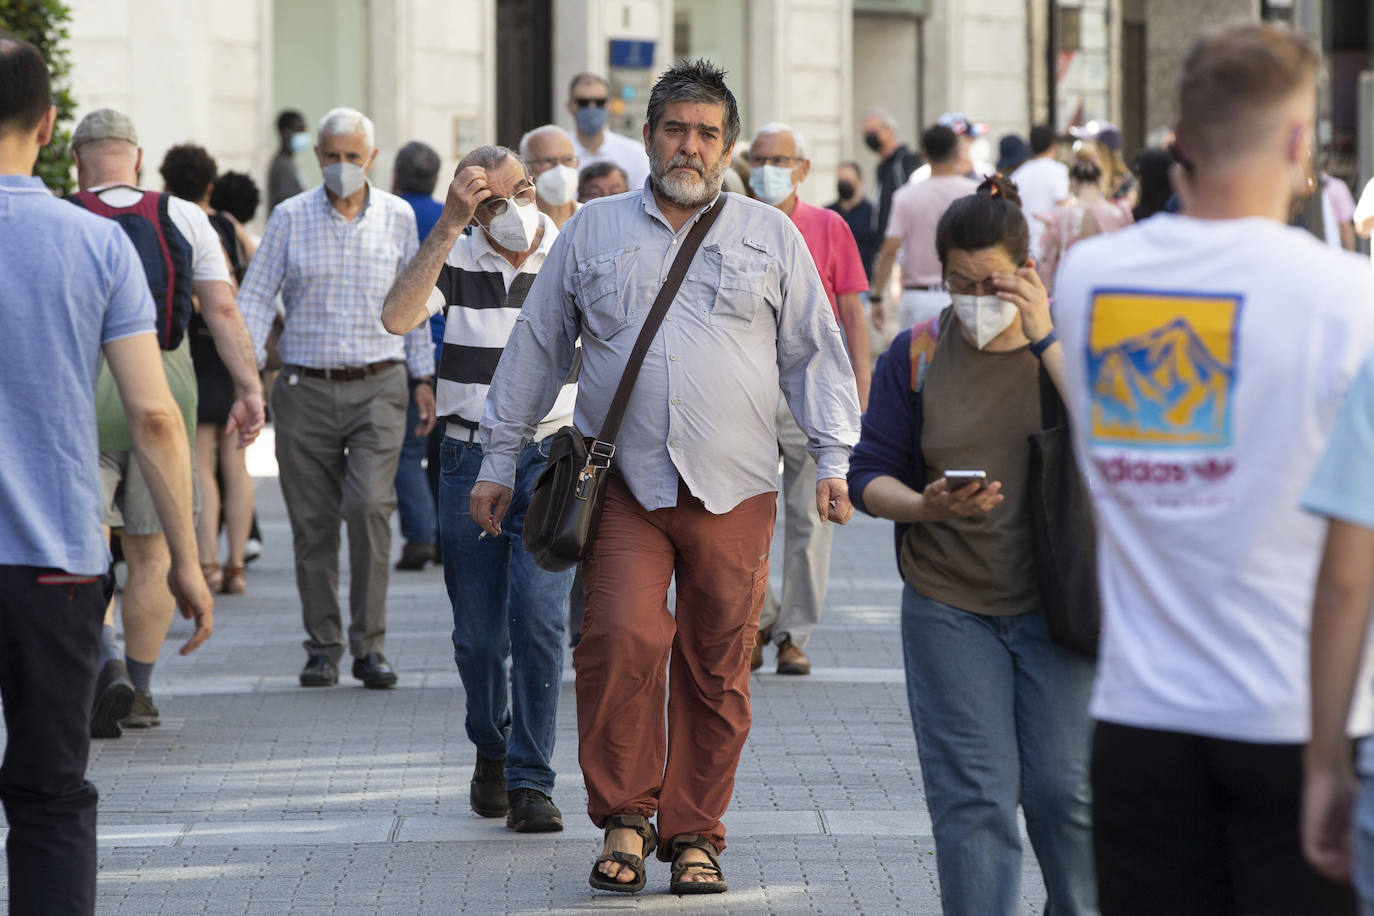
[587, 440, 615, 469]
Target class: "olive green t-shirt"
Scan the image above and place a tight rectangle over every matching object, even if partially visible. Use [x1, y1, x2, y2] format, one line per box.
[96, 334, 198, 452]
[902, 315, 1043, 615]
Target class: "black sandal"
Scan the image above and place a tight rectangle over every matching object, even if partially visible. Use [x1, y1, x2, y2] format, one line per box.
[589, 814, 657, 894]
[668, 833, 728, 895]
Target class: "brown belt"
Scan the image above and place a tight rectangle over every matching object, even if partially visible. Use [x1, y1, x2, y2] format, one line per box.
[287, 360, 402, 381]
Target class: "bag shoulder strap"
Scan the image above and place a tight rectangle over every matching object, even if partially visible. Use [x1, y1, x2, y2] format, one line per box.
[909, 316, 941, 394]
[594, 195, 727, 448]
[1038, 363, 1065, 429]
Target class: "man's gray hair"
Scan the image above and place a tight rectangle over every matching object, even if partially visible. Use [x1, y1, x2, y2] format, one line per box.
[457, 144, 526, 177]
[645, 58, 740, 151]
[518, 124, 573, 159]
[318, 107, 375, 148]
[753, 121, 807, 159]
[393, 141, 441, 195]
[863, 106, 898, 130]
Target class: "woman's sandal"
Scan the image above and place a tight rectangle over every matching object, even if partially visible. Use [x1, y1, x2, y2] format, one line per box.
[589, 814, 657, 893]
[668, 834, 728, 895]
[221, 565, 246, 595]
[201, 561, 223, 592]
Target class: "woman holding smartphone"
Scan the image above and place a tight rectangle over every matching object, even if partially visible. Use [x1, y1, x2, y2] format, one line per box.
[847, 174, 1096, 916]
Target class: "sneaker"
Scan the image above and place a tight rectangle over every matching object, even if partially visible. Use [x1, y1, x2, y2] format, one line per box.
[244, 537, 262, 565]
[471, 754, 509, 818]
[120, 690, 161, 728]
[506, 788, 563, 833]
[776, 638, 811, 675]
[91, 659, 135, 739]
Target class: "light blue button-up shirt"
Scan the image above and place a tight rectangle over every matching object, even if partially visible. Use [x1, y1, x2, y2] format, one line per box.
[477, 184, 861, 514]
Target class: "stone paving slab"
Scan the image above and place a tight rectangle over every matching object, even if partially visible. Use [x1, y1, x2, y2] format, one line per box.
[0, 435, 1050, 913]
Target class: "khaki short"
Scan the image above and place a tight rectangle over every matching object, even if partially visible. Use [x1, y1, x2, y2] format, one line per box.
[99, 449, 201, 535]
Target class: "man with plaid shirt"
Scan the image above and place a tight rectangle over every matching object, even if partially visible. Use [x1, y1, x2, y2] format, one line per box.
[238, 107, 435, 690]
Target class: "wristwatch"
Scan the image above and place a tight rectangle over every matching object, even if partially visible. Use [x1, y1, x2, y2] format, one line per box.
[408, 375, 435, 391]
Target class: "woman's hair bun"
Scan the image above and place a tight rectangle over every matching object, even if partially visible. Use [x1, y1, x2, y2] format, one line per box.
[977, 173, 1022, 207]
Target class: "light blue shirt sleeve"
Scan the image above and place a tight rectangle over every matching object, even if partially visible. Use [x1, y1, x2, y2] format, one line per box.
[1304, 353, 1374, 530]
[238, 206, 290, 367]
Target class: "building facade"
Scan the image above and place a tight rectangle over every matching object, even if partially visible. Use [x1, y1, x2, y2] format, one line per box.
[59, 0, 1372, 224]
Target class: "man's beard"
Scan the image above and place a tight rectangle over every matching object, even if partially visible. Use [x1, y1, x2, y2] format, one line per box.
[649, 149, 726, 208]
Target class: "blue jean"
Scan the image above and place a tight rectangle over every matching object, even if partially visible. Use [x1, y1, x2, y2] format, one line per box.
[394, 393, 436, 545]
[438, 437, 573, 793]
[902, 585, 1098, 916]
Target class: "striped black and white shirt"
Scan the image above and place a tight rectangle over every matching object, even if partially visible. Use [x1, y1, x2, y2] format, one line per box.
[424, 211, 576, 441]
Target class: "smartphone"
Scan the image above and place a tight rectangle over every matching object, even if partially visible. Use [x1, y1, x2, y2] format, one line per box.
[944, 470, 988, 491]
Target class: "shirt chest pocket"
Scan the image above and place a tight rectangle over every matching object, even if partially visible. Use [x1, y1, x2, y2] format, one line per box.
[574, 246, 638, 341]
[695, 245, 770, 330]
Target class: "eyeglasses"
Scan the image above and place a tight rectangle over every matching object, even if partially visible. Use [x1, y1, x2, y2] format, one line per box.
[528, 155, 577, 170]
[477, 184, 536, 218]
[942, 276, 998, 296]
[745, 154, 803, 168]
[574, 98, 608, 109]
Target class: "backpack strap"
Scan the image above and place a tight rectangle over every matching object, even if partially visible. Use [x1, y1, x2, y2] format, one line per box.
[908, 316, 941, 394]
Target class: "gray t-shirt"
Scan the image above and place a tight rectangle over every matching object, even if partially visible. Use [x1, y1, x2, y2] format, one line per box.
[268, 152, 304, 212]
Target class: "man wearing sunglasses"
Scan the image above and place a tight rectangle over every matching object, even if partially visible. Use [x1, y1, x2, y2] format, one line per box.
[567, 72, 649, 192]
[381, 145, 577, 835]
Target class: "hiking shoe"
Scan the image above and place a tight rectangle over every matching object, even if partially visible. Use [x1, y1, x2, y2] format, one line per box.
[91, 658, 134, 739]
[507, 788, 563, 833]
[119, 690, 160, 728]
[751, 626, 771, 672]
[776, 638, 811, 675]
[471, 754, 509, 818]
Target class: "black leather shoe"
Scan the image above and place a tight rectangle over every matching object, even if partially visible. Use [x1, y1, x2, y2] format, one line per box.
[395, 541, 435, 571]
[351, 652, 398, 689]
[299, 654, 338, 687]
[91, 658, 135, 738]
[507, 787, 563, 833]
[471, 754, 509, 818]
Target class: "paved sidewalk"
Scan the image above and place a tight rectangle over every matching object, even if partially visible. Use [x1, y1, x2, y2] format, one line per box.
[1, 433, 1050, 914]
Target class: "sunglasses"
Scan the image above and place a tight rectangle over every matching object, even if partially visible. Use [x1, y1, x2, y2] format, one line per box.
[574, 98, 608, 109]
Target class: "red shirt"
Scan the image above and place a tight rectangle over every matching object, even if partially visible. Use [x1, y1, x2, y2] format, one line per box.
[788, 198, 869, 320]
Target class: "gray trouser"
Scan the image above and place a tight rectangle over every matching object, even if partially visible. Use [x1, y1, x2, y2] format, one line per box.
[272, 364, 407, 664]
[758, 400, 835, 650]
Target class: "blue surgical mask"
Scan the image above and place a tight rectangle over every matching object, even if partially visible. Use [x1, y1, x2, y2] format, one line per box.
[575, 105, 608, 137]
[290, 131, 311, 153]
[749, 164, 796, 206]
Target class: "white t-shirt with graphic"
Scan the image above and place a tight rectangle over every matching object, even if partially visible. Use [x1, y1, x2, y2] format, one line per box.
[1055, 213, 1374, 743]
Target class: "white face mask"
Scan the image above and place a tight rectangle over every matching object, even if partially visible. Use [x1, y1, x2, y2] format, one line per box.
[483, 198, 540, 251]
[951, 293, 1019, 349]
[322, 162, 366, 198]
[535, 164, 579, 207]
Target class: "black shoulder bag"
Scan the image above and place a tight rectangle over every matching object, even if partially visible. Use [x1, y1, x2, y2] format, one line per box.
[523, 197, 727, 572]
[1027, 365, 1101, 656]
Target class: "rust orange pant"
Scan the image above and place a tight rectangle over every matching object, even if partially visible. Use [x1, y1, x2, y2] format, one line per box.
[574, 474, 775, 860]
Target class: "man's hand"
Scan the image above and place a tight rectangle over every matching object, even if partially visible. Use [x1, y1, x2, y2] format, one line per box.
[1302, 760, 1359, 881]
[224, 389, 266, 448]
[816, 478, 854, 525]
[444, 165, 494, 227]
[470, 481, 514, 536]
[168, 561, 214, 655]
[413, 383, 436, 436]
[919, 477, 1004, 523]
[992, 261, 1052, 344]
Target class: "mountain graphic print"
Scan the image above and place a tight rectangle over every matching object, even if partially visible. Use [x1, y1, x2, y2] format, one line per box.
[1087, 291, 1241, 448]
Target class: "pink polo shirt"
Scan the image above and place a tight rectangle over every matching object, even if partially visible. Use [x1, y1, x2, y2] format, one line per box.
[885, 174, 980, 288]
[788, 197, 869, 320]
